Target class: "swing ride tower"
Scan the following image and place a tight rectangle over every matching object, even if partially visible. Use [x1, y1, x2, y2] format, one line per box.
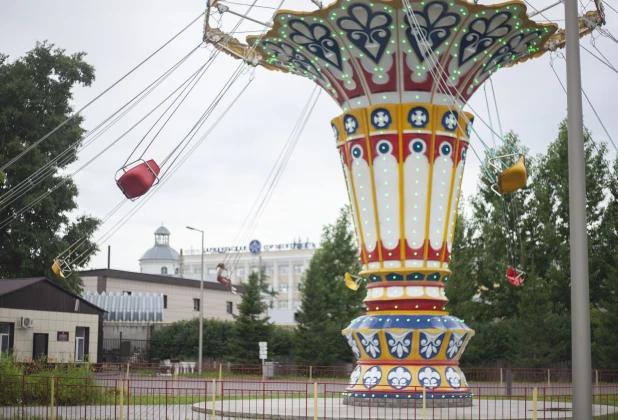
[203, 0, 604, 407]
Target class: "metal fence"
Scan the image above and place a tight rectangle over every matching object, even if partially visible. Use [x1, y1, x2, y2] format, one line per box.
[101, 340, 150, 364]
[91, 363, 618, 384]
[0, 374, 616, 419]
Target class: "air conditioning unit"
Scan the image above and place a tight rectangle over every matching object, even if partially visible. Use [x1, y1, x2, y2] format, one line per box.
[20, 317, 34, 328]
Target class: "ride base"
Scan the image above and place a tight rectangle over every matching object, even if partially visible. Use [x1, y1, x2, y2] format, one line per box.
[335, 103, 475, 406]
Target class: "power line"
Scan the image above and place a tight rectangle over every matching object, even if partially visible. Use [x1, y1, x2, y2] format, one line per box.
[0, 11, 206, 174]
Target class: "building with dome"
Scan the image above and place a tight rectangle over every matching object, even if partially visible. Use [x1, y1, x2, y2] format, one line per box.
[139, 226, 180, 275]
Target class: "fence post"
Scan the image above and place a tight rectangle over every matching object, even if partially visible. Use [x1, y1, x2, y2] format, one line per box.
[119, 379, 124, 420]
[50, 376, 55, 420]
[211, 379, 216, 420]
[500, 368, 503, 388]
[173, 366, 178, 398]
[422, 386, 426, 420]
[309, 366, 313, 381]
[547, 369, 550, 388]
[219, 363, 222, 381]
[126, 363, 130, 381]
[596, 369, 599, 387]
[532, 387, 538, 420]
[313, 382, 318, 420]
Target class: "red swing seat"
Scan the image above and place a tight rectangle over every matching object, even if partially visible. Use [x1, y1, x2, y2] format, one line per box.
[506, 266, 524, 286]
[116, 159, 160, 200]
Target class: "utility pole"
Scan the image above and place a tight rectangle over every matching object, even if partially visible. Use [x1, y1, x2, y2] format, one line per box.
[187, 226, 205, 376]
[564, 0, 592, 417]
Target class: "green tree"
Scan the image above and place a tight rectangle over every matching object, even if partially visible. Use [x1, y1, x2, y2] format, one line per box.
[590, 159, 618, 369]
[294, 206, 364, 365]
[227, 270, 274, 364]
[149, 318, 234, 360]
[0, 42, 99, 293]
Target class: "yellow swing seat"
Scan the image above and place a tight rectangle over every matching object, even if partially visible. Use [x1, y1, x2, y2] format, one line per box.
[51, 258, 71, 278]
[491, 155, 527, 195]
[344, 273, 362, 291]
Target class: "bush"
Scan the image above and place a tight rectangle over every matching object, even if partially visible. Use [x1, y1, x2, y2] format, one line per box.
[0, 355, 99, 406]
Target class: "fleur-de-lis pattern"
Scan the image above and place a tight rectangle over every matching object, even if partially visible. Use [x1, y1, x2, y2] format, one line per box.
[405, 2, 460, 62]
[387, 367, 412, 390]
[346, 332, 361, 359]
[446, 332, 467, 360]
[358, 332, 381, 358]
[338, 4, 392, 63]
[458, 13, 512, 66]
[445, 367, 461, 389]
[289, 20, 343, 70]
[363, 366, 382, 389]
[349, 366, 362, 387]
[419, 331, 445, 359]
[385, 331, 412, 359]
[249, 0, 557, 109]
[418, 366, 441, 389]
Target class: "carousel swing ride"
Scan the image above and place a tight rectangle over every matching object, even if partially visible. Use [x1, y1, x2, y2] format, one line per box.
[0, 0, 606, 407]
[199, 0, 606, 406]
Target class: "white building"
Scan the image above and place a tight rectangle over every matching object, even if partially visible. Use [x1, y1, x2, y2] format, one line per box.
[139, 226, 180, 276]
[134, 226, 317, 327]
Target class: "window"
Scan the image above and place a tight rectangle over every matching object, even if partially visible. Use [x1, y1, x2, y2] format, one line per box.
[75, 327, 89, 362]
[193, 298, 200, 311]
[294, 283, 301, 292]
[279, 266, 290, 275]
[0, 323, 12, 355]
[161, 267, 168, 275]
[236, 268, 245, 276]
[279, 284, 289, 292]
[208, 268, 217, 275]
[226, 302, 233, 314]
[175, 267, 179, 275]
[294, 300, 302, 310]
[265, 266, 274, 276]
[163, 295, 168, 309]
[294, 265, 304, 274]
[279, 300, 289, 309]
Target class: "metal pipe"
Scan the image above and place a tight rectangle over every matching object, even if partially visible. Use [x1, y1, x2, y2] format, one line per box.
[187, 226, 205, 376]
[107, 245, 111, 269]
[216, 3, 273, 27]
[528, 0, 563, 17]
[564, 0, 593, 417]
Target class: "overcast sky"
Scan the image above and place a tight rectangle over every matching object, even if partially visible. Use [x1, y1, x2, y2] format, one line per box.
[2, 0, 617, 272]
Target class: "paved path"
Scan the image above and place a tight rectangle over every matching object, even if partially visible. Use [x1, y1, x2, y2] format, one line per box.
[193, 398, 617, 420]
[0, 405, 204, 420]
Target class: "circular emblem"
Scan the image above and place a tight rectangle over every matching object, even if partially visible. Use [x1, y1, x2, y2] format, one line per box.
[371, 108, 392, 129]
[249, 240, 262, 255]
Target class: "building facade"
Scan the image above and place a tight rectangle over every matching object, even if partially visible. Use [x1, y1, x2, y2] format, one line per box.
[181, 242, 316, 314]
[0, 278, 104, 363]
[80, 269, 243, 324]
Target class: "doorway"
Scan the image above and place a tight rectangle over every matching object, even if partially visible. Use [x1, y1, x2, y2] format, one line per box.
[32, 333, 49, 361]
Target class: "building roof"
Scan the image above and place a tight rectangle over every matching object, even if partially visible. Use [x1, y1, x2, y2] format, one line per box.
[83, 291, 163, 322]
[140, 245, 179, 261]
[0, 277, 47, 297]
[0, 277, 105, 313]
[155, 226, 170, 235]
[78, 269, 245, 293]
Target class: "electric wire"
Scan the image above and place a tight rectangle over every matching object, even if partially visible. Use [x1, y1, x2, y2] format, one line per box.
[0, 12, 206, 174]
[0, 58, 217, 231]
[549, 54, 618, 153]
[74, 78, 255, 268]
[0, 44, 204, 212]
[226, 86, 322, 272]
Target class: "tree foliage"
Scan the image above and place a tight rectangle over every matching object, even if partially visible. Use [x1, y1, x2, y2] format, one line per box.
[0, 42, 99, 292]
[227, 270, 275, 364]
[447, 119, 618, 368]
[294, 206, 365, 365]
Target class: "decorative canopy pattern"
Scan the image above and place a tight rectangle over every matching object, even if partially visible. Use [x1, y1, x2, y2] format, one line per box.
[238, 0, 558, 110]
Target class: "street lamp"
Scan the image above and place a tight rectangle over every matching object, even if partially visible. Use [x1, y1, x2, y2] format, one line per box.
[186, 226, 204, 375]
